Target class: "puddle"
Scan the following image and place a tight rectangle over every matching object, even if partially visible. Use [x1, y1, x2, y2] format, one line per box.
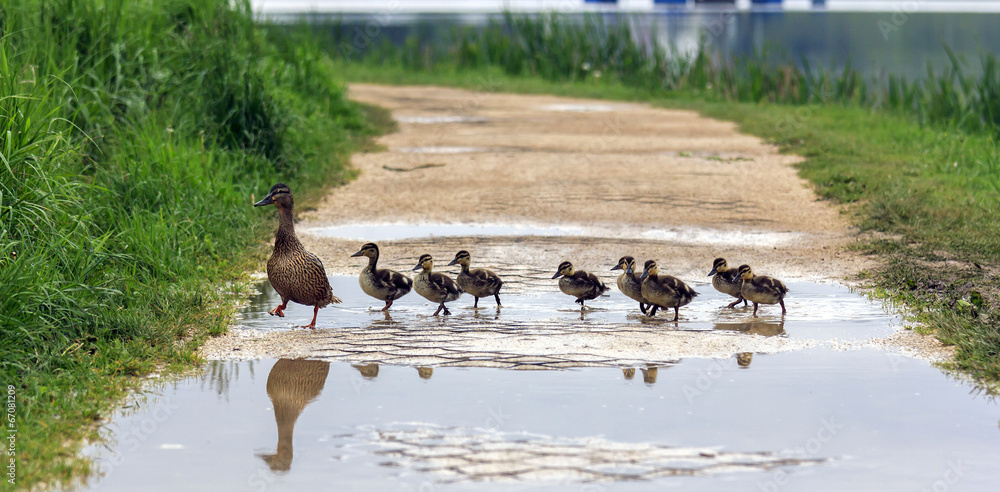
[84, 352, 1000, 491]
[301, 223, 584, 241]
[542, 103, 624, 112]
[302, 222, 804, 246]
[83, 278, 1000, 490]
[394, 115, 488, 124]
[398, 146, 503, 154]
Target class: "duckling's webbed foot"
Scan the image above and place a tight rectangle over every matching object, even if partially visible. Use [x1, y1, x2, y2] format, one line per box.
[442, 304, 452, 316]
[639, 303, 648, 315]
[672, 307, 680, 322]
[494, 293, 502, 307]
[726, 297, 744, 309]
[648, 305, 659, 316]
[473, 297, 480, 309]
[779, 299, 787, 315]
[382, 300, 393, 312]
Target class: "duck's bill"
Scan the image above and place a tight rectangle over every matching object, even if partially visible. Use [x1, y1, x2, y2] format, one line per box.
[551, 272, 562, 279]
[708, 267, 718, 276]
[446, 259, 459, 266]
[350, 250, 364, 257]
[253, 195, 274, 207]
[610, 264, 622, 271]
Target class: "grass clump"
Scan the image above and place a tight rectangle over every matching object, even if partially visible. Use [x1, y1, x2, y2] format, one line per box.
[1, 0, 374, 486]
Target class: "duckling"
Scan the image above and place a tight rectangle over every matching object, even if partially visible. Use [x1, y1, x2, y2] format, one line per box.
[611, 256, 649, 314]
[552, 261, 609, 309]
[708, 257, 747, 308]
[351, 243, 412, 312]
[254, 183, 341, 329]
[447, 250, 503, 308]
[639, 260, 699, 321]
[736, 264, 789, 317]
[412, 254, 464, 315]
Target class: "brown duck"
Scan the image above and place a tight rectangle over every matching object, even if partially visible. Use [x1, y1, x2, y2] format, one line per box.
[736, 264, 789, 317]
[412, 254, 464, 315]
[640, 260, 699, 321]
[552, 261, 609, 309]
[255, 183, 341, 328]
[612, 256, 650, 314]
[708, 257, 747, 308]
[351, 242, 412, 312]
[447, 250, 503, 308]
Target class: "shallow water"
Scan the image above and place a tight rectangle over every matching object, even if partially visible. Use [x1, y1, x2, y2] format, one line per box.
[302, 223, 804, 247]
[85, 354, 1000, 490]
[85, 275, 1000, 490]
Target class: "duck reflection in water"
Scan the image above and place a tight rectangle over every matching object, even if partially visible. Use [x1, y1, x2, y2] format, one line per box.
[622, 368, 636, 380]
[736, 352, 754, 368]
[417, 367, 433, 379]
[259, 358, 330, 472]
[713, 318, 786, 337]
[353, 363, 379, 379]
[641, 366, 658, 385]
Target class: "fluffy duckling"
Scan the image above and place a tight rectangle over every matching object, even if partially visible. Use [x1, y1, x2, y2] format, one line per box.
[351, 242, 413, 312]
[640, 260, 699, 321]
[611, 256, 649, 314]
[254, 183, 341, 329]
[412, 254, 464, 315]
[736, 264, 789, 317]
[552, 261, 609, 309]
[447, 250, 503, 308]
[708, 257, 747, 308]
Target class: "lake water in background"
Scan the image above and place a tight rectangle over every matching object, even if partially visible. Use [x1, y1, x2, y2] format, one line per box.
[259, 1, 1000, 80]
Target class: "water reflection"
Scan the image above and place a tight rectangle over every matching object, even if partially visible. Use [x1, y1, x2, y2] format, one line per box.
[622, 368, 636, 380]
[258, 359, 330, 472]
[353, 363, 380, 379]
[641, 366, 658, 385]
[714, 318, 785, 337]
[417, 367, 434, 379]
[736, 352, 754, 368]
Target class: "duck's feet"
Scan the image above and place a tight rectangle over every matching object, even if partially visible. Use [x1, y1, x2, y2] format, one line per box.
[494, 293, 502, 307]
[726, 297, 745, 309]
[648, 305, 659, 316]
[300, 305, 320, 329]
[268, 303, 287, 317]
[639, 303, 648, 315]
[473, 297, 480, 309]
[382, 300, 393, 312]
[443, 306, 452, 316]
[779, 299, 787, 315]
[752, 302, 760, 317]
[672, 307, 680, 322]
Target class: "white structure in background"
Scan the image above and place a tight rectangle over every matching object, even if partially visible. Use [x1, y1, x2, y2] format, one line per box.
[252, 0, 1000, 14]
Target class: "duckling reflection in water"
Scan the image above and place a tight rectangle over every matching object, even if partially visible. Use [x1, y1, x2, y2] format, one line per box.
[552, 261, 609, 310]
[736, 352, 754, 368]
[708, 258, 747, 308]
[736, 264, 789, 317]
[352, 363, 379, 379]
[622, 368, 636, 380]
[641, 366, 658, 385]
[417, 367, 433, 379]
[259, 358, 330, 472]
[254, 184, 341, 329]
[713, 318, 786, 337]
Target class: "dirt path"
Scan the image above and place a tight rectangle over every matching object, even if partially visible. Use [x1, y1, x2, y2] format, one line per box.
[302, 84, 867, 281]
[202, 84, 951, 364]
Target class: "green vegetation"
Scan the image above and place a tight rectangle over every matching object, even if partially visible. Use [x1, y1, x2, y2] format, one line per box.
[314, 12, 1000, 385]
[1, 0, 376, 486]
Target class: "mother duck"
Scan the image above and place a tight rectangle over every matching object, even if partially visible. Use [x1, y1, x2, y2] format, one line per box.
[255, 183, 341, 328]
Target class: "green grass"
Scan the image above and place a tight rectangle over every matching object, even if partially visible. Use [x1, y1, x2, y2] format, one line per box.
[0, 1, 379, 487]
[326, 52, 1000, 387]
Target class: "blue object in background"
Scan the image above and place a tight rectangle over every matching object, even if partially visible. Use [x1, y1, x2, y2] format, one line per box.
[653, 0, 688, 5]
[751, 0, 783, 5]
[584, 0, 618, 4]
